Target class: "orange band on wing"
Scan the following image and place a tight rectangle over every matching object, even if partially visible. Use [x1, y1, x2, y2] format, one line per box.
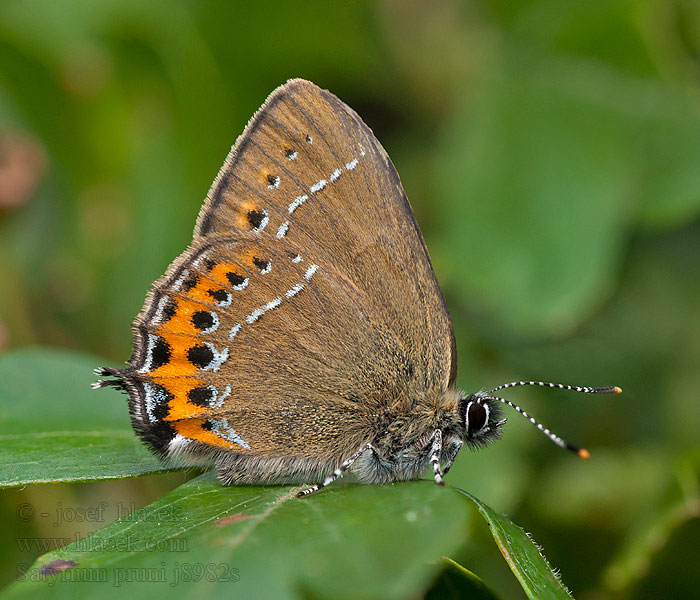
[173, 419, 251, 452]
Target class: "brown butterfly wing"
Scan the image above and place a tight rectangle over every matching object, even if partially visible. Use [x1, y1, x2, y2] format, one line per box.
[110, 79, 455, 464]
[197, 79, 456, 389]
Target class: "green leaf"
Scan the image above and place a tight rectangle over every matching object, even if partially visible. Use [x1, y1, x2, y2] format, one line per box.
[434, 48, 700, 337]
[602, 448, 700, 594]
[3, 475, 471, 599]
[634, 99, 700, 230]
[458, 489, 572, 600]
[434, 54, 632, 336]
[0, 430, 173, 487]
[426, 557, 502, 600]
[0, 349, 176, 486]
[3, 467, 574, 599]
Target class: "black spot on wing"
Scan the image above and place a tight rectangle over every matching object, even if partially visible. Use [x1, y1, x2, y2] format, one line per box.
[208, 289, 229, 302]
[191, 311, 214, 331]
[188, 387, 213, 406]
[253, 257, 269, 272]
[247, 210, 265, 229]
[226, 272, 246, 287]
[151, 337, 171, 370]
[187, 345, 213, 368]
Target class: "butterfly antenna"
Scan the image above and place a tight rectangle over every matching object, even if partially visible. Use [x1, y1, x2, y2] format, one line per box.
[489, 380, 622, 396]
[488, 380, 622, 459]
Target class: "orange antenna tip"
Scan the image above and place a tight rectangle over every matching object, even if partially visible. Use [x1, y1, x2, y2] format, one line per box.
[613, 386, 622, 394]
[578, 448, 590, 460]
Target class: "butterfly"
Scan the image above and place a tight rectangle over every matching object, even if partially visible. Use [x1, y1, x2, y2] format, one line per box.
[94, 79, 620, 497]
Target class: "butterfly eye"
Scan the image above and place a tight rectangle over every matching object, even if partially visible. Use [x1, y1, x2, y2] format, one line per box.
[466, 401, 489, 436]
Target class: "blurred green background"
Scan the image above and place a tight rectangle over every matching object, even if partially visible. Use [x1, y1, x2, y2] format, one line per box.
[1, 1, 699, 598]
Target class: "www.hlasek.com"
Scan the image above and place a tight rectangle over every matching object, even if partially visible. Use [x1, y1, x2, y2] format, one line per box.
[16, 533, 188, 554]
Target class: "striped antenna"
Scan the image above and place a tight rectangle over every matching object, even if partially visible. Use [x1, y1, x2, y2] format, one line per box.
[488, 381, 622, 459]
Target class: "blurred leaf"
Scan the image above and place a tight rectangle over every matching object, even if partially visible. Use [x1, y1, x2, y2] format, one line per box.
[426, 557, 502, 600]
[625, 516, 700, 600]
[509, 0, 659, 76]
[458, 489, 572, 599]
[0, 349, 175, 486]
[634, 98, 700, 230]
[602, 449, 700, 595]
[434, 48, 700, 336]
[531, 448, 669, 530]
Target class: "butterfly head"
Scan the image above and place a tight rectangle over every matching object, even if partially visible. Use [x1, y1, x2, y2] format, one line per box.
[457, 381, 622, 457]
[458, 391, 506, 449]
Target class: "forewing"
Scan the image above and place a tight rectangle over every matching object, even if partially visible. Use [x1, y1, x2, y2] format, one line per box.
[196, 78, 456, 392]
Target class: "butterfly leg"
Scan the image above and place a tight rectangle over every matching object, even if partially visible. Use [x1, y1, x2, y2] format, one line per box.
[440, 440, 463, 477]
[430, 429, 445, 486]
[296, 443, 377, 498]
